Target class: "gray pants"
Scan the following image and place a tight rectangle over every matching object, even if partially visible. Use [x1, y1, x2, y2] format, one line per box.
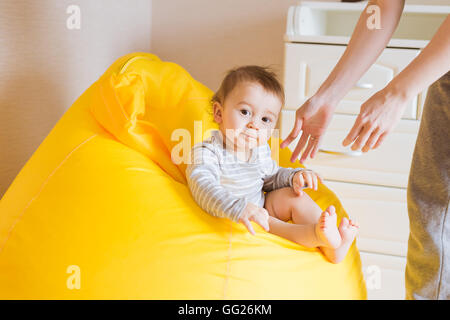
[406, 71, 450, 300]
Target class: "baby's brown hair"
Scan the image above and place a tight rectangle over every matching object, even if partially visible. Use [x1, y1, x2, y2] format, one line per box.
[211, 65, 285, 107]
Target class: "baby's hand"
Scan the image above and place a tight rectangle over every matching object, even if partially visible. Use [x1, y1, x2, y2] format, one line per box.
[239, 203, 270, 235]
[292, 169, 323, 196]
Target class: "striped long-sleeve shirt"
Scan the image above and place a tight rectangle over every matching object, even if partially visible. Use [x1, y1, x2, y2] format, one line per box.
[186, 130, 304, 222]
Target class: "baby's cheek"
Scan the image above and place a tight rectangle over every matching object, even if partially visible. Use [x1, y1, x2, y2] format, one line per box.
[224, 129, 240, 142]
[258, 129, 272, 143]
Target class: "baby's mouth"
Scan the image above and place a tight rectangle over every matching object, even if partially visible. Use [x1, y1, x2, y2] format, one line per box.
[242, 131, 258, 140]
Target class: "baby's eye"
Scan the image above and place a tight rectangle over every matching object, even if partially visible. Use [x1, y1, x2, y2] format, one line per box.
[262, 117, 272, 123]
[240, 109, 250, 116]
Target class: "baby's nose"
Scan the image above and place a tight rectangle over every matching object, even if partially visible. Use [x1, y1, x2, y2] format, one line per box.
[247, 121, 258, 130]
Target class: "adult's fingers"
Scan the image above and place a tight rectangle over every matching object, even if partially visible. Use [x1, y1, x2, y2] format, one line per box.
[362, 128, 381, 152]
[373, 132, 388, 149]
[310, 135, 323, 159]
[290, 131, 308, 162]
[281, 117, 303, 149]
[299, 137, 317, 163]
[343, 117, 363, 147]
[350, 124, 372, 151]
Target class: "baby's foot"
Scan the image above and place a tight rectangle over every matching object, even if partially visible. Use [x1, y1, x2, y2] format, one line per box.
[338, 217, 359, 246]
[324, 217, 360, 263]
[315, 206, 342, 249]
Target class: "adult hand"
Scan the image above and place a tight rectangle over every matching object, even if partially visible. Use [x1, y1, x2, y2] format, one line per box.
[280, 96, 335, 163]
[342, 88, 409, 152]
[239, 203, 270, 235]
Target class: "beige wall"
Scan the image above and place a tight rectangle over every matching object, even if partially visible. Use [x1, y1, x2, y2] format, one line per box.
[152, 0, 299, 92]
[0, 0, 151, 197]
[151, 0, 449, 92]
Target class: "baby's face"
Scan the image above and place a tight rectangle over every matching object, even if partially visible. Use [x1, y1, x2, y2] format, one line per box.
[214, 81, 282, 152]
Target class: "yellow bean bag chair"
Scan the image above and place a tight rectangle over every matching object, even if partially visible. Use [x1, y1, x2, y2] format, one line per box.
[0, 53, 366, 299]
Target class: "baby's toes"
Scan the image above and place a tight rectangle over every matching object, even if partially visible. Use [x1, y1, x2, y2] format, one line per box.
[325, 206, 337, 223]
[316, 209, 341, 249]
[338, 217, 358, 241]
[339, 217, 349, 231]
[349, 220, 359, 228]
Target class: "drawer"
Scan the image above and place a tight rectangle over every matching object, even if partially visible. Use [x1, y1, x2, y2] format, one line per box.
[284, 43, 421, 119]
[326, 180, 409, 257]
[280, 111, 419, 188]
[360, 252, 406, 300]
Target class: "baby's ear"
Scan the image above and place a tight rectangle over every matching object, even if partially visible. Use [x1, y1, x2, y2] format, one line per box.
[213, 102, 223, 124]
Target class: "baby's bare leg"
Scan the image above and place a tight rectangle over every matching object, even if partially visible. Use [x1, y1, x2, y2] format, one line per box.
[265, 188, 322, 224]
[264, 188, 341, 251]
[265, 215, 320, 248]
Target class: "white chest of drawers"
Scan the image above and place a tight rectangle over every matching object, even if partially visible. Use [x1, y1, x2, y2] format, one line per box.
[281, 1, 449, 300]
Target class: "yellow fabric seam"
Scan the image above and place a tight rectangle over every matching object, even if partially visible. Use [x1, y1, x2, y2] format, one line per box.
[0, 134, 98, 255]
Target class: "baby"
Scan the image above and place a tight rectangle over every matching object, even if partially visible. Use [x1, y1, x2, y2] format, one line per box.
[186, 66, 358, 263]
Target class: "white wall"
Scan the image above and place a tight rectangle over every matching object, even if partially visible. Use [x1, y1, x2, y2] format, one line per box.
[0, 0, 152, 198]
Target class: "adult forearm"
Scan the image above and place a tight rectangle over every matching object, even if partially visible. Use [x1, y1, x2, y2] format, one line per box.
[315, 0, 405, 106]
[384, 15, 450, 100]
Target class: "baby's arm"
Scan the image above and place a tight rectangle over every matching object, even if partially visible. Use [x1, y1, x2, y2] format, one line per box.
[262, 158, 304, 193]
[186, 144, 247, 222]
[187, 144, 269, 234]
[262, 143, 322, 194]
